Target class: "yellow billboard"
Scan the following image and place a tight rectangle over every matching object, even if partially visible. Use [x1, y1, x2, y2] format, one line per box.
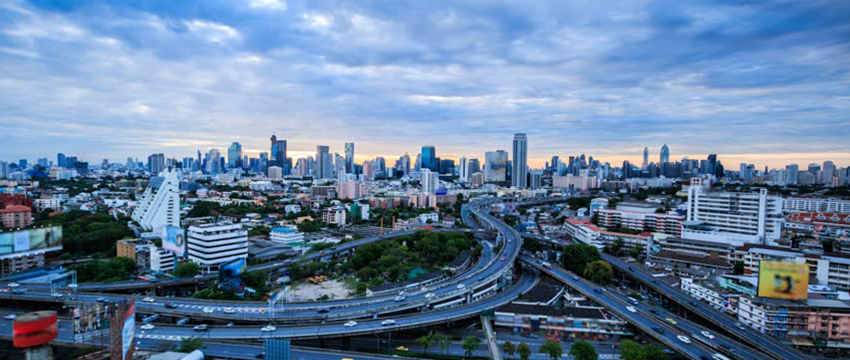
[758, 261, 809, 300]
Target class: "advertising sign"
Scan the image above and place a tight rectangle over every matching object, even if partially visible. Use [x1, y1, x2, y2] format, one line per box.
[13, 311, 58, 348]
[0, 226, 63, 259]
[219, 258, 247, 294]
[758, 261, 809, 300]
[161, 225, 186, 257]
[121, 302, 135, 360]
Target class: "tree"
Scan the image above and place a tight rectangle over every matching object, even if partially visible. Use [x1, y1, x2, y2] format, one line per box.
[416, 335, 432, 355]
[501, 340, 516, 357]
[517, 342, 532, 360]
[643, 344, 668, 360]
[248, 225, 271, 237]
[174, 262, 200, 278]
[569, 340, 598, 360]
[176, 337, 205, 352]
[539, 339, 563, 360]
[629, 244, 644, 259]
[619, 340, 645, 360]
[432, 332, 450, 355]
[584, 260, 613, 285]
[608, 238, 624, 256]
[187, 201, 217, 217]
[562, 243, 600, 275]
[462, 336, 481, 358]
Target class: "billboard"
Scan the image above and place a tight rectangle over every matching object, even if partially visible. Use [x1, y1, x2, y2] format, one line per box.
[758, 261, 809, 300]
[0, 226, 63, 259]
[13, 311, 58, 348]
[161, 225, 186, 257]
[121, 301, 135, 360]
[219, 258, 247, 294]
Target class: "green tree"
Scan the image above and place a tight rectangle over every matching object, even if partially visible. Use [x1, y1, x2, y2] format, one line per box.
[562, 243, 600, 275]
[539, 339, 563, 360]
[248, 225, 271, 237]
[242, 270, 269, 295]
[619, 340, 645, 360]
[501, 340, 516, 357]
[187, 201, 218, 217]
[584, 260, 613, 285]
[174, 262, 200, 278]
[416, 335, 432, 354]
[462, 336, 481, 358]
[176, 337, 205, 352]
[629, 244, 645, 259]
[569, 340, 598, 360]
[517, 342, 532, 360]
[432, 333, 450, 355]
[643, 344, 669, 360]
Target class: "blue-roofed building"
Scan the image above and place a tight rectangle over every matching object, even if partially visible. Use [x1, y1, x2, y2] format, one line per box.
[269, 226, 304, 244]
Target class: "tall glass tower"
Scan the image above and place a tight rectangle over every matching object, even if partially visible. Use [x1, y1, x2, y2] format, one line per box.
[421, 146, 437, 172]
[660, 144, 670, 164]
[512, 133, 528, 188]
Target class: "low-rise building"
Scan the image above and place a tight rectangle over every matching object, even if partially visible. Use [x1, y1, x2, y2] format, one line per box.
[322, 206, 347, 226]
[270, 227, 304, 244]
[187, 222, 248, 272]
[495, 304, 631, 340]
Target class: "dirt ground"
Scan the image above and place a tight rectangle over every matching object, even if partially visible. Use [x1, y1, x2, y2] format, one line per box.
[289, 278, 353, 302]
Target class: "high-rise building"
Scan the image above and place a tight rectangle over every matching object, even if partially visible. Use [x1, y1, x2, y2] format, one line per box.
[147, 153, 165, 175]
[512, 133, 528, 188]
[131, 167, 180, 231]
[469, 158, 481, 174]
[315, 146, 332, 179]
[660, 144, 669, 164]
[270, 135, 287, 173]
[642, 147, 649, 168]
[205, 149, 221, 174]
[187, 222, 248, 272]
[459, 156, 470, 182]
[57, 153, 66, 169]
[529, 171, 542, 189]
[484, 150, 508, 182]
[227, 142, 242, 169]
[344, 143, 355, 174]
[421, 169, 438, 194]
[268, 166, 283, 179]
[362, 160, 374, 180]
[550, 156, 560, 174]
[421, 146, 437, 172]
[822, 161, 836, 185]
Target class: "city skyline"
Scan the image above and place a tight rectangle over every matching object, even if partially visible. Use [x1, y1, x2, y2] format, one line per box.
[1, 1, 848, 167]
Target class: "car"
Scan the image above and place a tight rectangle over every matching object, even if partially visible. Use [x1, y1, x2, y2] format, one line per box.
[541, 261, 552, 268]
[420, 286, 428, 292]
[424, 293, 435, 299]
[97, 297, 108, 303]
[677, 335, 691, 344]
[396, 346, 409, 352]
[226, 322, 234, 327]
[456, 284, 465, 289]
[52, 293, 63, 298]
[261, 325, 276, 332]
[4, 314, 17, 320]
[665, 318, 678, 325]
[626, 306, 637, 313]
[593, 288, 603, 294]
[193, 324, 208, 331]
[140, 324, 155, 330]
[701, 331, 715, 339]
[202, 307, 214, 313]
[344, 321, 358, 327]
[142, 297, 155, 303]
[194, 274, 204, 279]
[318, 308, 330, 314]
[165, 303, 177, 309]
[223, 307, 235, 314]
[649, 309, 657, 315]
[735, 322, 746, 330]
[381, 319, 396, 326]
[8, 282, 19, 288]
[572, 275, 580, 280]
[500, 257, 506, 262]
[394, 295, 405, 302]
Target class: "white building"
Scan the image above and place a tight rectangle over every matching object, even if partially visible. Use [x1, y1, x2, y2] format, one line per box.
[784, 197, 850, 214]
[322, 206, 347, 225]
[268, 166, 283, 180]
[33, 198, 61, 212]
[132, 167, 180, 231]
[418, 213, 439, 224]
[284, 204, 301, 214]
[187, 222, 248, 272]
[421, 169, 438, 194]
[683, 178, 784, 246]
[270, 227, 304, 244]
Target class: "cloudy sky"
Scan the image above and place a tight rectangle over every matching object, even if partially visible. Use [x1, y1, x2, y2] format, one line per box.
[1, 0, 849, 168]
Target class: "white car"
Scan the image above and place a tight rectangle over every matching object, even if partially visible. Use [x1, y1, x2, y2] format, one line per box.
[223, 307, 236, 314]
[394, 296, 405, 302]
[140, 324, 155, 330]
[626, 306, 637, 313]
[381, 319, 396, 326]
[8, 282, 19, 288]
[424, 293, 435, 299]
[4, 314, 17, 320]
[701, 331, 715, 339]
[193, 325, 208, 331]
[142, 297, 155, 303]
[344, 321, 358, 327]
[52, 293, 63, 298]
[261, 325, 276, 332]
[677, 335, 691, 344]
[456, 284, 466, 289]
[202, 307, 214, 313]
[194, 274, 204, 279]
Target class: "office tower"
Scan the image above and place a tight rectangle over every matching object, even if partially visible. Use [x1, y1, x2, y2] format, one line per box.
[707, 154, 718, 176]
[683, 178, 784, 246]
[57, 153, 66, 169]
[469, 158, 481, 174]
[512, 133, 528, 188]
[484, 150, 508, 182]
[132, 167, 180, 231]
[147, 153, 165, 175]
[187, 222, 248, 272]
[660, 144, 669, 164]
[227, 142, 242, 169]
[373, 157, 386, 178]
[268, 166, 283, 180]
[0, 161, 8, 179]
[125, 157, 134, 170]
[334, 153, 346, 177]
[36, 158, 48, 168]
[362, 161, 374, 180]
[459, 156, 470, 182]
[740, 163, 751, 182]
[421, 146, 437, 172]
[529, 171, 542, 189]
[270, 135, 287, 171]
[241, 155, 250, 170]
[642, 147, 649, 168]
[344, 143, 355, 174]
[822, 161, 836, 185]
[439, 159, 455, 175]
[206, 149, 221, 174]
[315, 146, 332, 179]
[550, 156, 560, 173]
[421, 169, 438, 194]
[785, 164, 799, 185]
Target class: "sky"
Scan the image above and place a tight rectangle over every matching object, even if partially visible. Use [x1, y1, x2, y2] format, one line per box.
[1, 0, 849, 169]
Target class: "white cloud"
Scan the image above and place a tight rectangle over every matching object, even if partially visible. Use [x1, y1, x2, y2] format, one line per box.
[249, 0, 287, 11]
[184, 20, 240, 44]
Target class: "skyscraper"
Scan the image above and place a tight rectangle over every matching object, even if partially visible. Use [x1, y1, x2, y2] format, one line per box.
[270, 135, 287, 173]
[660, 144, 669, 164]
[469, 158, 481, 174]
[421, 169, 438, 194]
[147, 153, 165, 175]
[459, 156, 470, 182]
[642, 147, 649, 168]
[132, 167, 180, 230]
[227, 142, 242, 169]
[315, 146, 332, 179]
[57, 153, 66, 168]
[785, 164, 799, 185]
[344, 143, 355, 174]
[421, 146, 437, 172]
[512, 133, 528, 188]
